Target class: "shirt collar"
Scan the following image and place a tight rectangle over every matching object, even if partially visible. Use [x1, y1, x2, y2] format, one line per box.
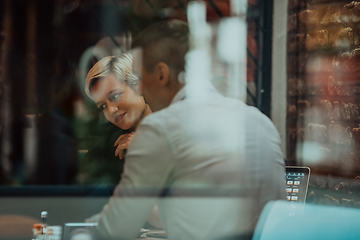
[170, 81, 220, 106]
[170, 86, 186, 105]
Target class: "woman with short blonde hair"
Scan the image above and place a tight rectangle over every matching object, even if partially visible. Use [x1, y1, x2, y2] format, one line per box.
[85, 53, 151, 159]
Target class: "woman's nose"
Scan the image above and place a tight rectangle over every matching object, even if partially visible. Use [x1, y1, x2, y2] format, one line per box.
[108, 104, 118, 114]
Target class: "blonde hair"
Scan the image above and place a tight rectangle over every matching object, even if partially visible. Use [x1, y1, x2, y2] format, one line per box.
[85, 53, 138, 99]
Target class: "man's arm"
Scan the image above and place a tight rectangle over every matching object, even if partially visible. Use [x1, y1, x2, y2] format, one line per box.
[96, 120, 175, 239]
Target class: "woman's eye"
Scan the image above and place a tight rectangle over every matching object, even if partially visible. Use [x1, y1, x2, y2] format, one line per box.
[111, 93, 121, 101]
[98, 104, 106, 111]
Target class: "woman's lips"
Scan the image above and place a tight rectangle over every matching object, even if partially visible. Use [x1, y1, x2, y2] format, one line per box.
[115, 112, 126, 122]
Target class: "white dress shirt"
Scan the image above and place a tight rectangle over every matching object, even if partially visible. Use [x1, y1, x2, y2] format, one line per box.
[96, 83, 286, 240]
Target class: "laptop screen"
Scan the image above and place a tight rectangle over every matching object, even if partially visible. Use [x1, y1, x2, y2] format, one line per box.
[285, 166, 311, 204]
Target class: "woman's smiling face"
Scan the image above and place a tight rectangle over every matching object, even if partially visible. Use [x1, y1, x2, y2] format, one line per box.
[91, 74, 145, 130]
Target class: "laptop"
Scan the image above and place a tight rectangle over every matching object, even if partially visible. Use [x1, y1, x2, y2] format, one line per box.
[285, 166, 311, 215]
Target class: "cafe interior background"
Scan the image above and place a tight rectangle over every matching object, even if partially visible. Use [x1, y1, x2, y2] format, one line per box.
[1, 0, 360, 238]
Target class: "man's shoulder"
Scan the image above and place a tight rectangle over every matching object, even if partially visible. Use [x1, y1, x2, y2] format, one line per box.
[218, 96, 280, 136]
[222, 97, 273, 123]
[139, 105, 180, 129]
[140, 96, 277, 134]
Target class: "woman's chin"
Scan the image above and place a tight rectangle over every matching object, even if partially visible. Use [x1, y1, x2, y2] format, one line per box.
[117, 121, 133, 130]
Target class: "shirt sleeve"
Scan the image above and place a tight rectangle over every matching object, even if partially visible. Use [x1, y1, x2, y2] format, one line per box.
[96, 119, 175, 239]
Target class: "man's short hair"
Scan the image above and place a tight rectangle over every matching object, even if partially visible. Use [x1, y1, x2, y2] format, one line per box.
[132, 20, 189, 78]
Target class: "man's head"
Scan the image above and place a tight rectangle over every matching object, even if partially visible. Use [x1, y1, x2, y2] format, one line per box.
[132, 20, 189, 112]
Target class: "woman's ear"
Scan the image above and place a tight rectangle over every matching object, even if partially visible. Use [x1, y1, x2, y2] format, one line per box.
[155, 62, 170, 86]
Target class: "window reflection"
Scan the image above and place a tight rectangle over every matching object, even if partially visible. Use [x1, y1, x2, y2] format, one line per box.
[0, 0, 259, 187]
[287, 0, 360, 208]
